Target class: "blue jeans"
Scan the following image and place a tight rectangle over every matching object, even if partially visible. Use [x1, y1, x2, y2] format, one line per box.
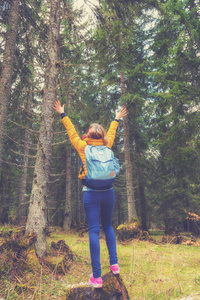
[83, 188, 118, 278]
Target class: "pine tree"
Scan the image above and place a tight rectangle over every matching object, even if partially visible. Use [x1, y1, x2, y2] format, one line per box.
[0, 0, 20, 177]
[147, 0, 200, 229]
[91, 1, 141, 221]
[26, 0, 61, 257]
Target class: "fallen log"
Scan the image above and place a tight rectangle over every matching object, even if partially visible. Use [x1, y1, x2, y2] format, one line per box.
[66, 271, 130, 300]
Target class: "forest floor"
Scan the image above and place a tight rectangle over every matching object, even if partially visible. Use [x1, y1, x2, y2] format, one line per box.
[1, 227, 200, 299]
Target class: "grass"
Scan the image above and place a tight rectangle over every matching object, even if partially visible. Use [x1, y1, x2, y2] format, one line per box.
[1, 227, 200, 299]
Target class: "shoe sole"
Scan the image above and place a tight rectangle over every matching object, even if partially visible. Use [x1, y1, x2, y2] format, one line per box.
[87, 282, 102, 288]
[111, 270, 120, 274]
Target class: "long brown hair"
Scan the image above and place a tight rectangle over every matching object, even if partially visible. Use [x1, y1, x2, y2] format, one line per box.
[87, 123, 108, 145]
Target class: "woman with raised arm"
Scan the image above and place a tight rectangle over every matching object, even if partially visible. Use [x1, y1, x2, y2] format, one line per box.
[53, 100, 127, 288]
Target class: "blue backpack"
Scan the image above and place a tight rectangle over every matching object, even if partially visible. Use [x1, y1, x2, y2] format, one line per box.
[81, 145, 120, 190]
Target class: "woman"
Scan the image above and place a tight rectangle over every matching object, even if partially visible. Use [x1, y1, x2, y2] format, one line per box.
[53, 100, 127, 288]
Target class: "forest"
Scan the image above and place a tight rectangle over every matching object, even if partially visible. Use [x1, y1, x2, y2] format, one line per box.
[0, 0, 200, 298]
[1, 0, 200, 240]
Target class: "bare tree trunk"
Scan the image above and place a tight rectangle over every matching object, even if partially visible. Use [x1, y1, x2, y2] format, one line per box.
[136, 145, 147, 230]
[63, 79, 72, 230]
[63, 142, 72, 229]
[116, 193, 121, 225]
[120, 72, 138, 221]
[26, 0, 61, 257]
[18, 129, 30, 224]
[0, 176, 9, 223]
[0, 0, 20, 177]
[17, 87, 33, 224]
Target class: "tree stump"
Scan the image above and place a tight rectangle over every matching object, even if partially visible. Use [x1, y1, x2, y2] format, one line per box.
[40, 240, 74, 275]
[66, 271, 130, 300]
[116, 219, 140, 241]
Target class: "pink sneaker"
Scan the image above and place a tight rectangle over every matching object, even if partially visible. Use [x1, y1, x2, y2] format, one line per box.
[87, 274, 102, 288]
[110, 264, 120, 274]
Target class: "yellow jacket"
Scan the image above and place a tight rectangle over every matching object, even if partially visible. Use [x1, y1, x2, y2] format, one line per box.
[62, 116, 119, 180]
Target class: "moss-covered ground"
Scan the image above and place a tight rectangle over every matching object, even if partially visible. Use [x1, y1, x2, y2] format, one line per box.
[1, 227, 200, 299]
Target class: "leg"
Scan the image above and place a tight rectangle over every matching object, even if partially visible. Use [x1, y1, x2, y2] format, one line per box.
[100, 189, 118, 266]
[83, 191, 101, 278]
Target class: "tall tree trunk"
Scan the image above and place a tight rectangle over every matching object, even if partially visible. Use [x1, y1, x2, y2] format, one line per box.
[17, 86, 33, 225]
[120, 72, 138, 221]
[1, 176, 9, 223]
[135, 144, 147, 230]
[26, 0, 61, 257]
[116, 193, 121, 225]
[63, 142, 72, 229]
[63, 78, 72, 230]
[18, 129, 30, 224]
[0, 0, 20, 177]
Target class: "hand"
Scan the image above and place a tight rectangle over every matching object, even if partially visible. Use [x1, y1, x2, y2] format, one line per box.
[115, 107, 127, 120]
[53, 99, 65, 114]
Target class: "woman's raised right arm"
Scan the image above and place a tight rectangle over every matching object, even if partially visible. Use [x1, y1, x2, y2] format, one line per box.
[53, 100, 86, 151]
